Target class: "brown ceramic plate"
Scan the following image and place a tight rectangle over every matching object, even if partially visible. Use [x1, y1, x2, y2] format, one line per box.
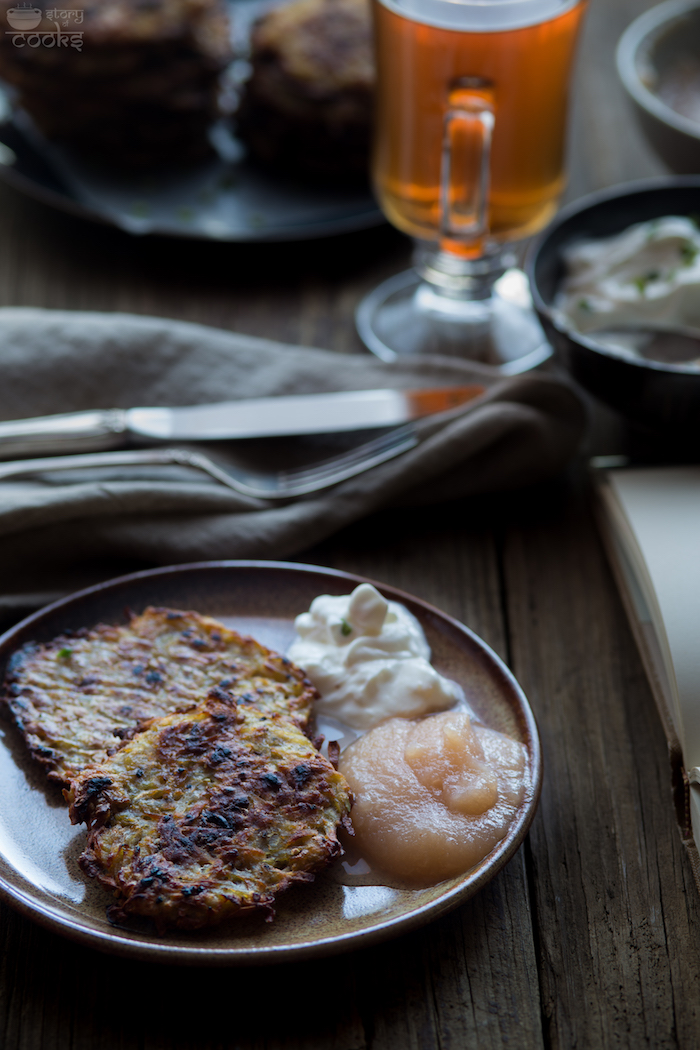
[0, 561, 541, 966]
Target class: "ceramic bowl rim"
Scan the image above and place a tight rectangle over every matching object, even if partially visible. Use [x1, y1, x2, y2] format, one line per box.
[617, 0, 700, 142]
[525, 174, 700, 376]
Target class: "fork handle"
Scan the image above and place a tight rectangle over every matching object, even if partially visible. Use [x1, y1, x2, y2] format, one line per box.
[0, 409, 128, 459]
[0, 448, 261, 500]
[0, 447, 193, 480]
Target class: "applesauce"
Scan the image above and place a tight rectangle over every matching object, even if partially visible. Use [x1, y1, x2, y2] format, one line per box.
[339, 711, 527, 884]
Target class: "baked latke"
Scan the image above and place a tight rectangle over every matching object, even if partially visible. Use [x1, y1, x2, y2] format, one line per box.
[236, 0, 374, 180]
[67, 687, 352, 930]
[3, 607, 316, 785]
[0, 0, 231, 166]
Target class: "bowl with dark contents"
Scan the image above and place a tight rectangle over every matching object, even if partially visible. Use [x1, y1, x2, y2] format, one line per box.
[525, 176, 700, 436]
[617, 0, 700, 173]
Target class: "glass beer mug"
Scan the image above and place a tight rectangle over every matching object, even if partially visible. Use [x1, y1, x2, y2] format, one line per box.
[356, 0, 586, 366]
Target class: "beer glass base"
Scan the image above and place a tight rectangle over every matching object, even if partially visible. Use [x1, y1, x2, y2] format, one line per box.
[355, 267, 553, 373]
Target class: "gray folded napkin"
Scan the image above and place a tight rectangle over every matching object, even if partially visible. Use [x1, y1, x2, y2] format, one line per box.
[0, 307, 586, 617]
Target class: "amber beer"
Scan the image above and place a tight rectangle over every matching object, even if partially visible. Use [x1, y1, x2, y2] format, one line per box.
[372, 0, 586, 246]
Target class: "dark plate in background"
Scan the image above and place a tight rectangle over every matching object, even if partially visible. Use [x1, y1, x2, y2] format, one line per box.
[0, 99, 383, 242]
[0, 0, 383, 243]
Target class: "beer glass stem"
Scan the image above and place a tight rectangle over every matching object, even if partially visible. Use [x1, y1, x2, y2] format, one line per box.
[413, 242, 514, 302]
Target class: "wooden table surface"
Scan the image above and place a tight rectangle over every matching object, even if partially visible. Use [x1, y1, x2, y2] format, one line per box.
[1, 1, 698, 1047]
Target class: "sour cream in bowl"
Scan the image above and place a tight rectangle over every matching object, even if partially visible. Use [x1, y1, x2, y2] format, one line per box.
[553, 214, 700, 348]
[526, 176, 700, 435]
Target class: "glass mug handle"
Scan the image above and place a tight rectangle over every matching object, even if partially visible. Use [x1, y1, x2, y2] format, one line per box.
[439, 77, 495, 255]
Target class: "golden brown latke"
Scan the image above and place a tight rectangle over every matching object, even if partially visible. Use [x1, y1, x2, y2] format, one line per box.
[67, 687, 352, 930]
[0, 0, 231, 166]
[236, 0, 374, 180]
[3, 607, 316, 785]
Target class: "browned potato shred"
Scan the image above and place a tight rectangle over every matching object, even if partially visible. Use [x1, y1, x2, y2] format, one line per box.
[4, 606, 316, 785]
[67, 688, 352, 930]
[2, 607, 351, 930]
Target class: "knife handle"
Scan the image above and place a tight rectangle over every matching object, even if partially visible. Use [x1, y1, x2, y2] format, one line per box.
[0, 409, 128, 460]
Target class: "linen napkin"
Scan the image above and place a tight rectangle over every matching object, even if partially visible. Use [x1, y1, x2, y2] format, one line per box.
[0, 307, 586, 617]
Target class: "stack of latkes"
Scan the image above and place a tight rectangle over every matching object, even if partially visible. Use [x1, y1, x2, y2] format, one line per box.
[236, 0, 374, 181]
[3, 608, 352, 931]
[0, 0, 232, 166]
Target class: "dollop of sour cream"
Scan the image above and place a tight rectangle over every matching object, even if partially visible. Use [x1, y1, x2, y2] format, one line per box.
[287, 584, 462, 730]
[554, 216, 700, 339]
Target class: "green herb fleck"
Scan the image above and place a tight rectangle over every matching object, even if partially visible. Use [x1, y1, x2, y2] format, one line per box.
[57, 647, 72, 659]
[129, 200, 150, 218]
[578, 297, 592, 313]
[680, 240, 699, 266]
[632, 271, 660, 295]
[340, 619, 352, 637]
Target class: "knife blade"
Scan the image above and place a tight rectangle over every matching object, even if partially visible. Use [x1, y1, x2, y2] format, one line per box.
[0, 385, 485, 460]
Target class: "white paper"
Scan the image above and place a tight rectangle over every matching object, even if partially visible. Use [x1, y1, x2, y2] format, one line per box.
[606, 467, 700, 769]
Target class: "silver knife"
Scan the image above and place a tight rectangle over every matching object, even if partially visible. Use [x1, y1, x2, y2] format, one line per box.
[0, 385, 485, 460]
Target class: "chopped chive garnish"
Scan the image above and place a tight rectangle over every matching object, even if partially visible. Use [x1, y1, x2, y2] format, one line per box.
[57, 647, 72, 659]
[680, 240, 698, 266]
[340, 619, 352, 636]
[632, 272, 659, 294]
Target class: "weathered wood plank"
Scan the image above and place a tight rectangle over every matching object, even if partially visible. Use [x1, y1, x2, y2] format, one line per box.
[0, 911, 367, 1050]
[303, 506, 508, 660]
[0, 180, 407, 355]
[0, 853, 539, 1050]
[345, 855, 542, 1050]
[503, 479, 700, 1049]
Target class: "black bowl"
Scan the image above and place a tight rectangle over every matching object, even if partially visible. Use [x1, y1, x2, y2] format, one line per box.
[525, 176, 700, 436]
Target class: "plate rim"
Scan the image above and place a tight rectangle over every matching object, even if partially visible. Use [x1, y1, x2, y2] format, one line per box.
[0, 118, 385, 244]
[0, 559, 542, 965]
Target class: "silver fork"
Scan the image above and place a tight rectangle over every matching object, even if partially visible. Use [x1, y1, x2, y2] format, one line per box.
[0, 425, 419, 499]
